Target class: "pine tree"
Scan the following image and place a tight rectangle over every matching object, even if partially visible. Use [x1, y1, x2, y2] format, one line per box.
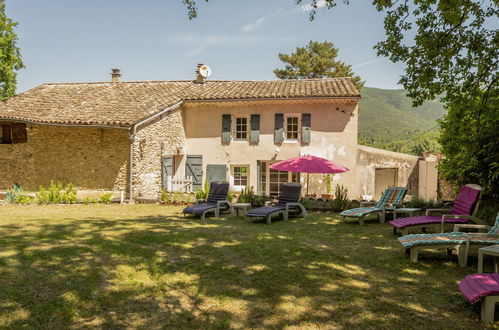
[273, 41, 363, 90]
[0, 0, 24, 100]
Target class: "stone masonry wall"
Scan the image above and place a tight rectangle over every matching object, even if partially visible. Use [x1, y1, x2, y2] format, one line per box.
[0, 124, 129, 191]
[132, 107, 185, 198]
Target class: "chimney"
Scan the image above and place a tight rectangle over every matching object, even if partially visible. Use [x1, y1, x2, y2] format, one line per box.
[111, 68, 121, 82]
[195, 63, 205, 84]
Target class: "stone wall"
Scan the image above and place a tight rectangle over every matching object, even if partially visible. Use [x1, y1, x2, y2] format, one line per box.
[132, 107, 185, 198]
[0, 124, 129, 191]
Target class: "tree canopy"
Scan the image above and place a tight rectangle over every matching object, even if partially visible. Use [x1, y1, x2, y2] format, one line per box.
[273, 40, 364, 90]
[0, 0, 23, 100]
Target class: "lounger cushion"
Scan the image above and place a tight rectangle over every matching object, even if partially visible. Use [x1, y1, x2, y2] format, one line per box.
[450, 185, 481, 215]
[340, 207, 383, 218]
[389, 215, 469, 229]
[398, 232, 499, 248]
[183, 204, 217, 216]
[375, 187, 407, 208]
[246, 206, 286, 217]
[459, 273, 499, 304]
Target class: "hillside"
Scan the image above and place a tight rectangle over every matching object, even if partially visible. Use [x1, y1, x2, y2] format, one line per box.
[358, 87, 445, 155]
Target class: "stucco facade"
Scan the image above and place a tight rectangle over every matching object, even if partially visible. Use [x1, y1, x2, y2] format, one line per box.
[0, 124, 129, 191]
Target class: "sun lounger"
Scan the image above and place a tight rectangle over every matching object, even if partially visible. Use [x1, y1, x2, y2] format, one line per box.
[459, 273, 499, 323]
[245, 182, 306, 224]
[183, 181, 231, 220]
[390, 184, 482, 235]
[340, 187, 407, 225]
[398, 213, 499, 265]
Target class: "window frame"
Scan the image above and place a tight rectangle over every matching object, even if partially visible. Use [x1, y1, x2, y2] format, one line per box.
[232, 165, 249, 187]
[1, 122, 27, 144]
[233, 116, 249, 141]
[284, 113, 301, 142]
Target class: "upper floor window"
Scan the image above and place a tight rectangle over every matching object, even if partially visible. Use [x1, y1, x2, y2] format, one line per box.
[1, 123, 27, 144]
[235, 117, 248, 140]
[286, 116, 299, 140]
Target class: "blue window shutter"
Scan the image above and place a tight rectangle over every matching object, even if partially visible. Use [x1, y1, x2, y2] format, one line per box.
[250, 114, 260, 143]
[162, 156, 173, 189]
[301, 113, 311, 143]
[221, 114, 231, 143]
[274, 113, 284, 143]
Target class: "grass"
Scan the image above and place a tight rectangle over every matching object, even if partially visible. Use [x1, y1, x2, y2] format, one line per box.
[0, 204, 496, 329]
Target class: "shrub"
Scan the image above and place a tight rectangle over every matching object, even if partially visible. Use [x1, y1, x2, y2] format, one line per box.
[13, 194, 33, 205]
[237, 186, 256, 204]
[324, 175, 332, 195]
[404, 196, 443, 210]
[161, 189, 170, 203]
[61, 183, 77, 204]
[331, 185, 349, 212]
[99, 193, 113, 204]
[299, 197, 313, 210]
[83, 197, 98, 204]
[195, 181, 210, 200]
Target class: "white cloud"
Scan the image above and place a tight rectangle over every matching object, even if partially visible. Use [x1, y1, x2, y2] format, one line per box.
[299, 0, 328, 12]
[351, 58, 385, 69]
[163, 33, 277, 57]
[241, 17, 267, 33]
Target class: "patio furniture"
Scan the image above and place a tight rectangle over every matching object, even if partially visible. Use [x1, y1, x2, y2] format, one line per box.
[478, 245, 499, 274]
[398, 213, 499, 265]
[389, 184, 482, 235]
[339, 187, 407, 225]
[459, 273, 499, 323]
[245, 182, 307, 224]
[393, 207, 422, 219]
[182, 181, 231, 220]
[232, 203, 252, 217]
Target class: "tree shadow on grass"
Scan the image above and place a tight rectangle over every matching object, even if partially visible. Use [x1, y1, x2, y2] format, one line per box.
[0, 210, 490, 329]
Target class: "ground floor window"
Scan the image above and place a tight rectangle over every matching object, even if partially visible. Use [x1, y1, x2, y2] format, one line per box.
[1, 123, 27, 144]
[258, 161, 299, 197]
[233, 166, 249, 186]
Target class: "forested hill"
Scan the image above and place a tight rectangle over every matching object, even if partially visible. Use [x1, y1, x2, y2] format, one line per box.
[358, 87, 445, 155]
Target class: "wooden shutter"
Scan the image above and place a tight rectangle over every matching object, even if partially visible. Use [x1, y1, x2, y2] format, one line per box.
[1, 124, 12, 144]
[274, 113, 284, 143]
[207, 164, 227, 184]
[162, 156, 173, 189]
[301, 113, 311, 143]
[186, 155, 203, 191]
[221, 114, 231, 143]
[250, 114, 260, 143]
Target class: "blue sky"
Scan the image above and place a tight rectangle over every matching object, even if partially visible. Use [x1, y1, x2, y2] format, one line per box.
[9, 0, 406, 93]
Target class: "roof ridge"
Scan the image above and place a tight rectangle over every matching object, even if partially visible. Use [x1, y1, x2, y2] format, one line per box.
[42, 77, 353, 86]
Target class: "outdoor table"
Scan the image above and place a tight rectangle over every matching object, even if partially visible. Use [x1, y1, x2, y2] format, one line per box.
[393, 207, 422, 219]
[478, 245, 499, 273]
[232, 203, 252, 217]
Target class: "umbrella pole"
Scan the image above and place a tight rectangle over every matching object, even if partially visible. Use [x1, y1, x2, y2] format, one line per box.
[307, 173, 309, 195]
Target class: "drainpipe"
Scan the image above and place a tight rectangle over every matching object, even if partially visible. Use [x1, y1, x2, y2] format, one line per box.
[127, 101, 183, 202]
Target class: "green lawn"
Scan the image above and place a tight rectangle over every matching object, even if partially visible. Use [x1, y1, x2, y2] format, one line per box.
[0, 205, 495, 329]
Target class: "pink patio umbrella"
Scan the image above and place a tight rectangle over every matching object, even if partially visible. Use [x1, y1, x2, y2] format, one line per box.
[269, 155, 349, 195]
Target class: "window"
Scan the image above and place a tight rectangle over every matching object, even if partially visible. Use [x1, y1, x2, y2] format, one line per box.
[1, 123, 27, 144]
[259, 161, 300, 196]
[235, 117, 248, 140]
[233, 166, 249, 186]
[286, 116, 299, 140]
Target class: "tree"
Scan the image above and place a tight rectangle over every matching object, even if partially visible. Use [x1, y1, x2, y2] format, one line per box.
[0, 0, 24, 100]
[273, 41, 364, 90]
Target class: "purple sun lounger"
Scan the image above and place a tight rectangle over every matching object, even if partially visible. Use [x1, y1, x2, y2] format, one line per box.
[460, 273, 499, 323]
[390, 184, 482, 235]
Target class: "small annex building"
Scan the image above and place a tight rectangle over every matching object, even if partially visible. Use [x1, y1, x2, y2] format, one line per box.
[0, 66, 420, 201]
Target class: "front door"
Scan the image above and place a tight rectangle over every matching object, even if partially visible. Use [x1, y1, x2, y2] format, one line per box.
[207, 164, 227, 184]
[185, 155, 203, 191]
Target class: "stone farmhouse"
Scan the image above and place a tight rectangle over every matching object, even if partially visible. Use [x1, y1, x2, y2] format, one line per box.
[0, 66, 421, 201]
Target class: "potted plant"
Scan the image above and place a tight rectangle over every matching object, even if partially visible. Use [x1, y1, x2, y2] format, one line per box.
[321, 174, 333, 199]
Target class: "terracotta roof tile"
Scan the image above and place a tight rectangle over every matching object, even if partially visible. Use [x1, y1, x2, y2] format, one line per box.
[0, 78, 360, 127]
